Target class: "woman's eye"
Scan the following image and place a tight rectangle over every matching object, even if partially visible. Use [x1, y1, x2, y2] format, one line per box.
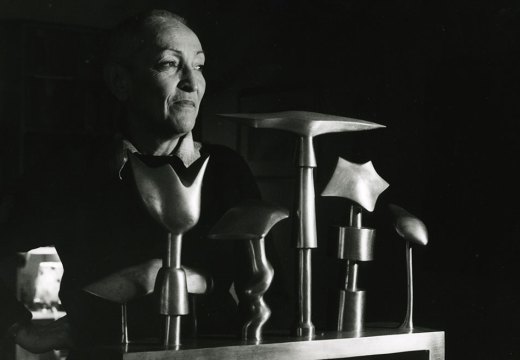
[194, 64, 205, 72]
[156, 60, 179, 70]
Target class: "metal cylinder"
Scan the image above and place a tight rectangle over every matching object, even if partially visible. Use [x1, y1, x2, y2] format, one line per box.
[298, 136, 317, 167]
[341, 289, 365, 332]
[296, 248, 315, 338]
[155, 267, 189, 315]
[337, 227, 376, 261]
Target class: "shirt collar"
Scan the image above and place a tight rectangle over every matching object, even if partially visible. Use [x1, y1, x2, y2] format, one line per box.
[114, 132, 202, 179]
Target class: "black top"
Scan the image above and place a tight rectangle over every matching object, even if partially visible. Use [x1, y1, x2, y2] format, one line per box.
[0, 137, 261, 353]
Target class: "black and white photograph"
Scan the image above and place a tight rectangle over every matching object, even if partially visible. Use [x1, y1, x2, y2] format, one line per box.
[0, 1, 519, 359]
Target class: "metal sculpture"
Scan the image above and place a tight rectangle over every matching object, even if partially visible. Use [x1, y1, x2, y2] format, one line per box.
[322, 157, 389, 332]
[208, 200, 289, 341]
[129, 153, 209, 347]
[218, 111, 384, 338]
[388, 204, 428, 331]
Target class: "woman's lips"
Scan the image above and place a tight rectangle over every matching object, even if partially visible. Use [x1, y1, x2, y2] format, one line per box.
[173, 100, 196, 108]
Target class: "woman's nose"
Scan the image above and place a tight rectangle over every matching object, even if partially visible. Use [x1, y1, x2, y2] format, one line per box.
[177, 68, 198, 92]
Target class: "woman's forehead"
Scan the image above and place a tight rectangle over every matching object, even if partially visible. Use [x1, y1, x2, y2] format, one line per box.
[145, 20, 203, 52]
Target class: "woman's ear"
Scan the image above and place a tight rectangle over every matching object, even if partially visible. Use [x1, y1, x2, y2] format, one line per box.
[104, 63, 132, 101]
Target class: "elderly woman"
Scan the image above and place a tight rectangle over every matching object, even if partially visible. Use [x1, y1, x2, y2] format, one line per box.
[0, 9, 262, 358]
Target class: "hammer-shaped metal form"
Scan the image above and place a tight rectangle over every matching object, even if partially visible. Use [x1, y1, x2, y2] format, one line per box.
[322, 157, 389, 332]
[218, 111, 384, 338]
[388, 204, 428, 331]
[129, 153, 209, 347]
[208, 200, 289, 342]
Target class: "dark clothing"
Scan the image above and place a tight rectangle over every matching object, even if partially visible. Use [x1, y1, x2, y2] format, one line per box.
[0, 137, 261, 352]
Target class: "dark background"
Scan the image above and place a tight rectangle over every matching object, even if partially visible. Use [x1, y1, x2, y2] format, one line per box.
[1, 0, 519, 359]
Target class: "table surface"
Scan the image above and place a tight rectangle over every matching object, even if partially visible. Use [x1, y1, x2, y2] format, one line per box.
[95, 325, 445, 360]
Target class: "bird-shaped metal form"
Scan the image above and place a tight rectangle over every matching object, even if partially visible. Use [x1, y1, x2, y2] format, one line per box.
[218, 111, 384, 338]
[129, 153, 209, 347]
[388, 204, 428, 331]
[322, 157, 389, 332]
[208, 200, 289, 342]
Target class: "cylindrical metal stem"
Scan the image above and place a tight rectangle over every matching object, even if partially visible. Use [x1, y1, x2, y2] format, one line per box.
[297, 168, 317, 249]
[346, 262, 359, 291]
[121, 304, 128, 345]
[349, 205, 362, 229]
[296, 248, 315, 338]
[294, 136, 317, 338]
[166, 233, 182, 268]
[401, 241, 413, 329]
[164, 315, 181, 347]
[337, 289, 346, 331]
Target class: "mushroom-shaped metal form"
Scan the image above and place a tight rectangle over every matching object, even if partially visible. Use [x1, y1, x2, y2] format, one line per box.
[322, 157, 389, 332]
[129, 153, 209, 347]
[218, 111, 384, 338]
[388, 204, 428, 331]
[208, 200, 289, 341]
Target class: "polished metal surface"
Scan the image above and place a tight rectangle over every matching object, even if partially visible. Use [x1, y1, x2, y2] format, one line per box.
[207, 200, 289, 241]
[322, 157, 388, 332]
[337, 227, 375, 261]
[155, 237, 189, 316]
[129, 154, 209, 347]
[388, 204, 429, 331]
[241, 237, 274, 341]
[321, 158, 389, 212]
[121, 304, 129, 345]
[219, 111, 384, 339]
[98, 327, 445, 360]
[299, 136, 317, 167]
[388, 204, 428, 246]
[297, 167, 317, 249]
[129, 154, 209, 234]
[217, 111, 385, 137]
[341, 290, 366, 332]
[296, 249, 314, 338]
[208, 200, 289, 341]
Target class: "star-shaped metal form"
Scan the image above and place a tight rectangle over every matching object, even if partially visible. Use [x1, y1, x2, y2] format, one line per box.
[217, 111, 384, 137]
[321, 157, 389, 212]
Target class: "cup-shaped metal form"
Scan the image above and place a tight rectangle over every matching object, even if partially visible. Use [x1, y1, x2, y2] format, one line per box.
[208, 200, 289, 341]
[388, 204, 429, 331]
[129, 153, 209, 347]
[218, 111, 384, 338]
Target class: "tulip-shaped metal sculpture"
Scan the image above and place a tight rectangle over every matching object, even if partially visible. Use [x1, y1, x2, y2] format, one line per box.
[388, 204, 428, 331]
[129, 153, 209, 347]
[218, 111, 384, 338]
[322, 157, 389, 332]
[208, 200, 289, 341]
